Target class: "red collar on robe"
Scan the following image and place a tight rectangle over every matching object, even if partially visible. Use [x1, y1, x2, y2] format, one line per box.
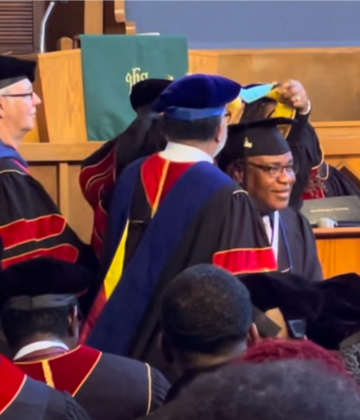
[15, 345, 102, 396]
[0, 356, 26, 415]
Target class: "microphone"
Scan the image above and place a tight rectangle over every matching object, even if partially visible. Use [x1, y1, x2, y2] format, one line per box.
[39, 0, 69, 53]
[317, 217, 338, 228]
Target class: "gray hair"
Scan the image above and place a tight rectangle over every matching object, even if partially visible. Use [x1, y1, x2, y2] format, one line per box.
[0, 86, 12, 96]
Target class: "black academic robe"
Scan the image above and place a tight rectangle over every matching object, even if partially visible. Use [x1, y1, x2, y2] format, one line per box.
[16, 345, 169, 420]
[79, 113, 167, 259]
[324, 164, 360, 197]
[84, 154, 276, 379]
[0, 154, 97, 271]
[286, 113, 323, 210]
[0, 356, 90, 420]
[276, 207, 323, 281]
[286, 114, 360, 202]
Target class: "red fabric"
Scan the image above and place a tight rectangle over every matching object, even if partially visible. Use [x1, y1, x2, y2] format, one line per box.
[236, 338, 349, 377]
[2, 244, 79, 268]
[80, 291, 106, 343]
[213, 248, 277, 275]
[81, 155, 194, 342]
[0, 356, 26, 415]
[16, 345, 102, 396]
[302, 168, 325, 200]
[141, 154, 194, 208]
[90, 200, 108, 259]
[0, 215, 66, 250]
[79, 149, 115, 210]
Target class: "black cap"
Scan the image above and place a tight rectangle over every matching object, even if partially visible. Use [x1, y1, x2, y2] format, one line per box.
[0, 56, 36, 89]
[0, 257, 97, 312]
[130, 78, 172, 111]
[217, 117, 296, 172]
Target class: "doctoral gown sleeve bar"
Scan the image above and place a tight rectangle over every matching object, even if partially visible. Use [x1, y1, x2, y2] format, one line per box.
[0, 160, 97, 269]
[79, 140, 116, 210]
[213, 189, 277, 274]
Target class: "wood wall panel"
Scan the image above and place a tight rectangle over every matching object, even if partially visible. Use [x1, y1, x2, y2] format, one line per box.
[189, 48, 360, 122]
[316, 238, 360, 278]
[28, 164, 58, 204]
[67, 164, 93, 243]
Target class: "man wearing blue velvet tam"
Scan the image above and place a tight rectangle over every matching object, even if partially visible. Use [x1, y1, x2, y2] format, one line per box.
[85, 74, 275, 379]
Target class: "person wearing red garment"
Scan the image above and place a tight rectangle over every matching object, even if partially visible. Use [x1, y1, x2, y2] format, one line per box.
[0, 355, 91, 420]
[0, 55, 96, 270]
[79, 79, 172, 259]
[0, 257, 169, 420]
[84, 74, 277, 378]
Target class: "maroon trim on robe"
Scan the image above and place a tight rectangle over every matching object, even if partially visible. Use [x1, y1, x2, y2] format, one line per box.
[0, 356, 26, 415]
[302, 168, 325, 200]
[16, 345, 102, 396]
[141, 154, 194, 209]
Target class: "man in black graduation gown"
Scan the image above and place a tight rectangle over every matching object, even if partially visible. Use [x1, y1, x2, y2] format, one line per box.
[0, 55, 96, 270]
[237, 80, 360, 208]
[217, 117, 323, 280]
[0, 354, 91, 420]
[79, 79, 172, 259]
[0, 257, 169, 420]
[84, 74, 276, 373]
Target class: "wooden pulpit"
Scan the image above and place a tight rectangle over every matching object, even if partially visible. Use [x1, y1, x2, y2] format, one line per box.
[315, 227, 360, 278]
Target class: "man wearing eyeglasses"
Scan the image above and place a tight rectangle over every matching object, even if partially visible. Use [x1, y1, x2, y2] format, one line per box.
[0, 56, 97, 276]
[217, 117, 323, 281]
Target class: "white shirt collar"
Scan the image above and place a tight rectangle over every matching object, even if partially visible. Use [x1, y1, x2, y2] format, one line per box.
[159, 142, 213, 163]
[13, 340, 69, 361]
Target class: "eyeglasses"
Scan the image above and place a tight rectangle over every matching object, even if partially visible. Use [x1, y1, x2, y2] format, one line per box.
[248, 162, 298, 178]
[0, 92, 34, 99]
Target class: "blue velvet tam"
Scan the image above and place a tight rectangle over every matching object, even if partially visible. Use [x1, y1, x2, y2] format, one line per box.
[152, 74, 241, 121]
[0, 55, 36, 89]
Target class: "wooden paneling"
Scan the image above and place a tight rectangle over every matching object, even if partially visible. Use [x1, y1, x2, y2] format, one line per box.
[0, 1, 44, 54]
[315, 229, 360, 278]
[189, 48, 360, 122]
[19, 50, 88, 144]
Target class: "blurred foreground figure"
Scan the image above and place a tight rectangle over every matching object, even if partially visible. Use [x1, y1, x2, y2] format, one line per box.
[143, 360, 360, 420]
[0, 355, 91, 420]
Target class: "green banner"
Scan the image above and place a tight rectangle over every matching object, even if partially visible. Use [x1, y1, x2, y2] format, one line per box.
[80, 35, 189, 141]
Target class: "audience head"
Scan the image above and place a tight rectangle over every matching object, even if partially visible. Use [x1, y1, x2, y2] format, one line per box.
[154, 74, 241, 158]
[0, 56, 41, 145]
[0, 257, 96, 353]
[160, 264, 258, 371]
[167, 360, 360, 420]
[237, 338, 349, 376]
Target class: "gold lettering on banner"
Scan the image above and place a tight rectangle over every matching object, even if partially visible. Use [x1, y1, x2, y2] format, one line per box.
[125, 68, 149, 94]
